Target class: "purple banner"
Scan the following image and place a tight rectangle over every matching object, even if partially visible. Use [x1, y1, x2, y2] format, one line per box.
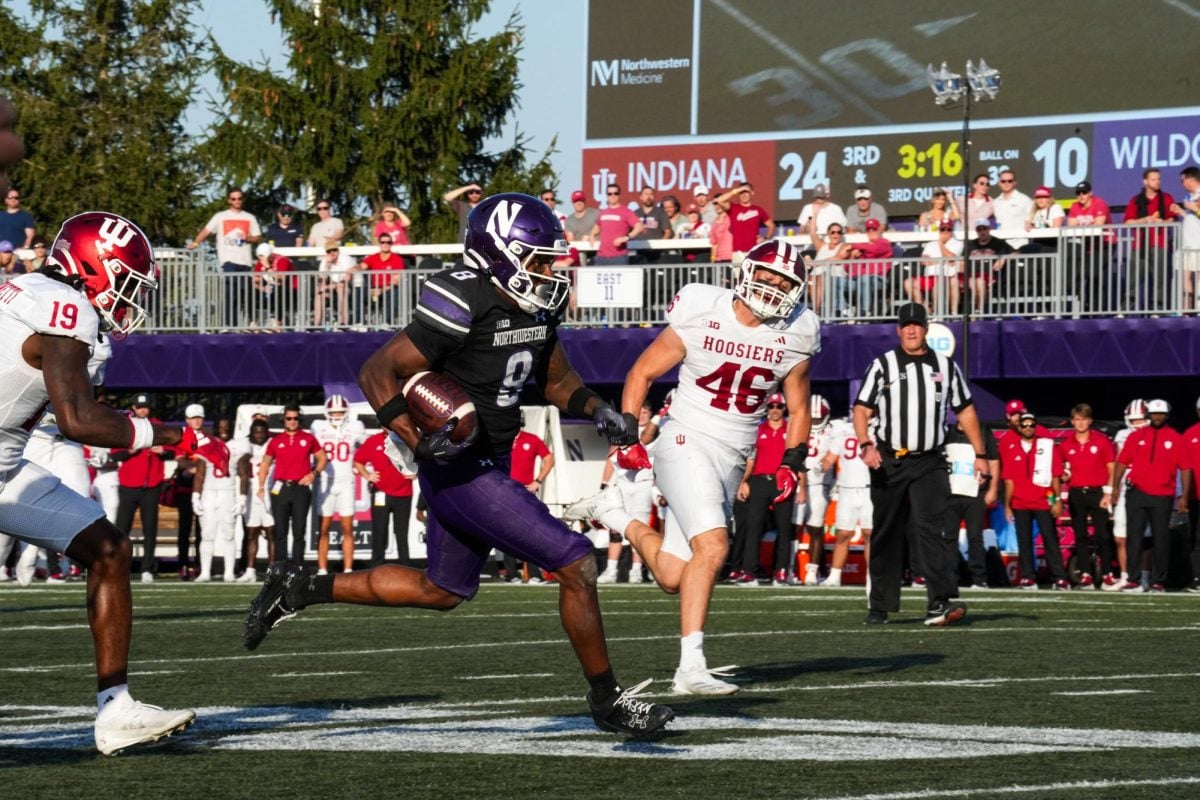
[1092, 114, 1200, 216]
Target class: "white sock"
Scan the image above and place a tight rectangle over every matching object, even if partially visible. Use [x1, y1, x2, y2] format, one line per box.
[600, 510, 636, 540]
[97, 684, 130, 712]
[828, 567, 843, 583]
[222, 539, 237, 579]
[629, 563, 643, 580]
[805, 564, 819, 578]
[680, 631, 705, 670]
[199, 540, 214, 575]
[605, 559, 618, 573]
[1120, 571, 1129, 580]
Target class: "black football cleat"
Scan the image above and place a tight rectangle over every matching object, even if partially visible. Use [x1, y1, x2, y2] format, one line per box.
[589, 678, 675, 740]
[864, 610, 889, 625]
[243, 561, 310, 650]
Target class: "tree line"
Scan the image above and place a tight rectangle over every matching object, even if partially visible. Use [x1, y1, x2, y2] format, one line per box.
[0, 0, 555, 245]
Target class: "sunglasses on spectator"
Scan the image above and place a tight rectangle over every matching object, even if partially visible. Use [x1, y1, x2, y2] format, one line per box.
[229, 195, 244, 201]
[828, 229, 843, 235]
[975, 180, 989, 186]
[284, 416, 300, 421]
[379, 239, 392, 244]
[999, 178, 1014, 184]
[541, 196, 555, 202]
[467, 190, 482, 195]
[766, 403, 785, 409]
[607, 190, 620, 196]
[317, 205, 330, 210]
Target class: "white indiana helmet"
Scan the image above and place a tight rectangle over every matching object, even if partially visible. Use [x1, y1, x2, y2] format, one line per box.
[324, 394, 350, 427]
[735, 240, 806, 319]
[1124, 398, 1148, 428]
[811, 394, 831, 430]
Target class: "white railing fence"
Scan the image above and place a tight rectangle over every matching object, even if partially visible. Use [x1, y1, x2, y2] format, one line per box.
[3, 223, 1188, 333]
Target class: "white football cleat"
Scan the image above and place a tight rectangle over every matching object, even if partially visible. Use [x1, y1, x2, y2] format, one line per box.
[141, 572, 154, 584]
[597, 570, 618, 584]
[194, 572, 212, 583]
[16, 558, 36, 587]
[562, 484, 624, 524]
[671, 664, 740, 696]
[94, 695, 195, 756]
[236, 570, 258, 583]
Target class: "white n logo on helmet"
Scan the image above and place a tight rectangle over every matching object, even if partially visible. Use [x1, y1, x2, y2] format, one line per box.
[487, 200, 522, 240]
[95, 216, 136, 255]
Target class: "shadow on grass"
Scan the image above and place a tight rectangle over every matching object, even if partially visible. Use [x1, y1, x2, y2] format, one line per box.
[0, 604, 80, 615]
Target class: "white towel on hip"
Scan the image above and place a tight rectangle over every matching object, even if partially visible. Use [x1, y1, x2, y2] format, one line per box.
[1032, 438, 1054, 487]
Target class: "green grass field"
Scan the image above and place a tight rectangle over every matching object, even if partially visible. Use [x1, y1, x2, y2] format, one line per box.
[3, 580, 1200, 799]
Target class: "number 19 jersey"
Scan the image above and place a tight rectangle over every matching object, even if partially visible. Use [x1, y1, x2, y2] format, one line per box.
[665, 283, 820, 452]
[0, 273, 101, 473]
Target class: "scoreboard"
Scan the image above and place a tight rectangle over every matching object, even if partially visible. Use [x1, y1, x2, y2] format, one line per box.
[582, 0, 1200, 218]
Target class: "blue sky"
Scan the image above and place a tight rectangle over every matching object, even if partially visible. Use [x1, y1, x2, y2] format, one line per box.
[193, 0, 584, 197]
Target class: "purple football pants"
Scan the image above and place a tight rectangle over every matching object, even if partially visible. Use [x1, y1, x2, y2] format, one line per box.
[418, 455, 593, 599]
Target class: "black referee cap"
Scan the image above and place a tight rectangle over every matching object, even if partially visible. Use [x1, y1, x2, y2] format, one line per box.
[896, 302, 928, 327]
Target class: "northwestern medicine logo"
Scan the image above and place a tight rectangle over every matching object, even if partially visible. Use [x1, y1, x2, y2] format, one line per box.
[591, 56, 690, 87]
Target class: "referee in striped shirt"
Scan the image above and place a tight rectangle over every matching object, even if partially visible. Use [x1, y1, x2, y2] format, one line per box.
[852, 302, 989, 626]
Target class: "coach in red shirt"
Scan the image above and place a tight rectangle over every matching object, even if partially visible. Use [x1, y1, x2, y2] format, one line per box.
[1112, 399, 1192, 592]
[354, 431, 415, 568]
[257, 405, 326, 563]
[729, 393, 791, 585]
[1058, 403, 1116, 586]
[511, 422, 553, 492]
[1002, 412, 1069, 589]
[998, 399, 1052, 478]
[112, 394, 172, 579]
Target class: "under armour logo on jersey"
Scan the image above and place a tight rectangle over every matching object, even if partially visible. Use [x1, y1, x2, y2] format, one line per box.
[95, 216, 136, 255]
[487, 200, 523, 239]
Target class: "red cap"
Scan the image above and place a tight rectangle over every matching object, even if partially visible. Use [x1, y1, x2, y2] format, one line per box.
[1034, 186, 1053, 198]
[1006, 399, 1026, 415]
[864, 218, 881, 231]
[686, 203, 699, 213]
[570, 190, 586, 202]
[766, 392, 785, 407]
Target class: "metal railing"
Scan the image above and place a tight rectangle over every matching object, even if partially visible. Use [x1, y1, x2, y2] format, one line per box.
[4, 223, 1189, 333]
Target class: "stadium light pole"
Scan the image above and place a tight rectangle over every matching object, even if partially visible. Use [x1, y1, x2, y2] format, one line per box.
[927, 60, 1001, 382]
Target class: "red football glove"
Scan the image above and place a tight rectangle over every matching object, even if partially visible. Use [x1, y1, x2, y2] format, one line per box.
[616, 443, 652, 471]
[773, 466, 798, 504]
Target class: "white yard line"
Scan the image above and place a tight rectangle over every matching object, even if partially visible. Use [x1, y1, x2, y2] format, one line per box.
[271, 671, 363, 678]
[458, 673, 555, 681]
[809, 775, 1200, 800]
[1052, 689, 1148, 697]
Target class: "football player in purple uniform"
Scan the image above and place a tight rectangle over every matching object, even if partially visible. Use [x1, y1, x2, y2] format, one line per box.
[244, 192, 674, 739]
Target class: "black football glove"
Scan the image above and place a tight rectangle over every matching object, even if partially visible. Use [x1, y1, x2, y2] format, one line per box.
[414, 417, 477, 463]
[593, 403, 639, 447]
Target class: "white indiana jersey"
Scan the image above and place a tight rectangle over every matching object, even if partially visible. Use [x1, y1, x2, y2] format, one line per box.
[312, 418, 366, 482]
[829, 421, 872, 488]
[226, 436, 250, 475]
[805, 423, 837, 489]
[0, 273, 101, 474]
[665, 283, 820, 452]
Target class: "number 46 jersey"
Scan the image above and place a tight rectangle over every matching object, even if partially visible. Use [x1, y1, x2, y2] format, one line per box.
[666, 283, 820, 452]
[0, 272, 100, 473]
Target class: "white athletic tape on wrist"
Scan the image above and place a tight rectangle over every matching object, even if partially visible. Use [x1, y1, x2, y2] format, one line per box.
[129, 417, 154, 450]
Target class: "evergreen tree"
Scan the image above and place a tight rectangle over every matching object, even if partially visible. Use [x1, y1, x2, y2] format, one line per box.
[0, 0, 206, 243]
[203, 0, 555, 244]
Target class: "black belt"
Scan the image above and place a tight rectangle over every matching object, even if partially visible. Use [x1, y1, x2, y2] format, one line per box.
[879, 445, 944, 459]
[277, 480, 309, 487]
[1073, 486, 1104, 493]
